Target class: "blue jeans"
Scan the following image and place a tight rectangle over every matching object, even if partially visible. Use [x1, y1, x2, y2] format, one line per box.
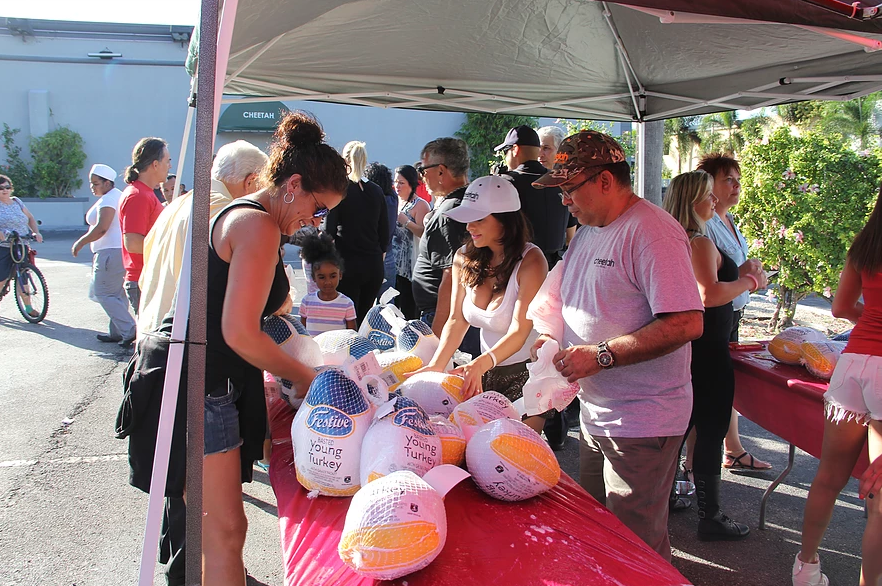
[378, 248, 398, 301]
[204, 381, 243, 456]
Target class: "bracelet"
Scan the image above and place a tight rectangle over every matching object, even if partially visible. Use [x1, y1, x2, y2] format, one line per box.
[486, 350, 498, 369]
[744, 273, 759, 292]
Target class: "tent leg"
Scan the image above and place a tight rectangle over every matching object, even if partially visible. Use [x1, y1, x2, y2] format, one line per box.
[173, 85, 197, 201]
[636, 120, 664, 206]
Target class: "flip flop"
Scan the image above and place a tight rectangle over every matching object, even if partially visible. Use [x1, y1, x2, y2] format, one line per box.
[724, 451, 772, 471]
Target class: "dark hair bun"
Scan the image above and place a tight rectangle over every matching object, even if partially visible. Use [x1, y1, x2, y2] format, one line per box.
[276, 111, 324, 149]
[300, 231, 344, 275]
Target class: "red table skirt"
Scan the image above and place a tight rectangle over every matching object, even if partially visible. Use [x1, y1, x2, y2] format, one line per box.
[731, 345, 868, 478]
[267, 399, 691, 586]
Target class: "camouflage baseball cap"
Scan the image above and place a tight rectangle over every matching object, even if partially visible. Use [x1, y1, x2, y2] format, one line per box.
[532, 130, 626, 188]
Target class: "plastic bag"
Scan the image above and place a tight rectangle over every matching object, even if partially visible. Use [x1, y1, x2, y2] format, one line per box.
[769, 326, 826, 365]
[800, 340, 846, 380]
[522, 339, 580, 416]
[526, 261, 564, 343]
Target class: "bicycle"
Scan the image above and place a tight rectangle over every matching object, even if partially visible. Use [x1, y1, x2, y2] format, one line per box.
[0, 231, 49, 323]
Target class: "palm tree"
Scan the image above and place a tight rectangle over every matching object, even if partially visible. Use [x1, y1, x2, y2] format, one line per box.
[699, 110, 743, 155]
[820, 93, 880, 150]
[664, 117, 702, 173]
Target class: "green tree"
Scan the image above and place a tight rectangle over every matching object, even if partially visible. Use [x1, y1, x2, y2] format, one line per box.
[820, 93, 880, 150]
[663, 116, 701, 173]
[454, 113, 538, 179]
[777, 102, 825, 128]
[1, 124, 36, 197]
[737, 127, 880, 329]
[30, 127, 87, 198]
[740, 114, 771, 145]
[699, 110, 743, 156]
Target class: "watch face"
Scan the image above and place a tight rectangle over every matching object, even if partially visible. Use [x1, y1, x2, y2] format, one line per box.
[598, 352, 614, 367]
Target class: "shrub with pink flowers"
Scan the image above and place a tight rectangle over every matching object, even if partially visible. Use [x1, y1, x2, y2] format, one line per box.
[737, 127, 880, 329]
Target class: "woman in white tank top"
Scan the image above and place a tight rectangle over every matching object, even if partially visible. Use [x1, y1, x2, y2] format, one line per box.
[406, 176, 549, 432]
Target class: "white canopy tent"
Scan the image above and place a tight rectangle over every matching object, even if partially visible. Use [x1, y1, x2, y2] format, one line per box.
[144, 1, 882, 584]
[214, 0, 882, 121]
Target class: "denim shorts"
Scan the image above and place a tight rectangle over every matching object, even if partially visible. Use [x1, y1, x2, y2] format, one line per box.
[824, 353, 882, 425]
[204, 381, 244, 456]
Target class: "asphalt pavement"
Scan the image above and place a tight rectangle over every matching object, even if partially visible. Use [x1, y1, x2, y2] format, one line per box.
[0, 234, 866, 585]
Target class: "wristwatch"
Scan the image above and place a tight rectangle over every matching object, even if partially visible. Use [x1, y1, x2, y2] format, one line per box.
[596, 341, 615, 369]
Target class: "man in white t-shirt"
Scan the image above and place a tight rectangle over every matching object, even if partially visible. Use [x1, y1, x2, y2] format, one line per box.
[530, 130, 703, 560]
[72, 164, 137, 343]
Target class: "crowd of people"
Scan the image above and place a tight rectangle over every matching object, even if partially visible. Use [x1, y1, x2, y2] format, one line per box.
[19, 109, 874, 586]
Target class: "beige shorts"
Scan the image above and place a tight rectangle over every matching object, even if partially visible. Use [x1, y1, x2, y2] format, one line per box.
[824, 353, 882, 425]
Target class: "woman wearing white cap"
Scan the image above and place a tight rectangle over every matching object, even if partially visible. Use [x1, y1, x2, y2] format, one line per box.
[72, 164, 137, 343]
[407, 175, 550, 432]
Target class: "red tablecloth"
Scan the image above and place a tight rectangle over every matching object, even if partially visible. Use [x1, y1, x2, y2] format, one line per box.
[731, 345, 869, 478]
[267, 399, 691, 586]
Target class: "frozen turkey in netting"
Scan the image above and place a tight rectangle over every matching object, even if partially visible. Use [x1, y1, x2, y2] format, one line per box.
[450, 391, 518, 442]
[314, 329, 379, 366]
[339, 470, 447, 580]
[466, 417, 560, 501]
[360, 396, 440, 485]
[428, 416, 466, 466]
[769, 326, 826, 365]
[375, 351, 423, 391]
[263, 314, 323, 408]
[291, 369, 375, 496]
[398, 371, 466, 417]
[396, 320, 440, 365]
[359, 304, 405, 351]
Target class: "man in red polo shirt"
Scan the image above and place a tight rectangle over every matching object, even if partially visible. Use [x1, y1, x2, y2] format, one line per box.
[118, 137, 170, 346]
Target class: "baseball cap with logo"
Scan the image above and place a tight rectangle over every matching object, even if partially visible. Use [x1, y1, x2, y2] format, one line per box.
[443, 175, 520, 223]
[532, 130, 626, 188]
[494, 125, 541, 152]
[89, 164, 117, 182]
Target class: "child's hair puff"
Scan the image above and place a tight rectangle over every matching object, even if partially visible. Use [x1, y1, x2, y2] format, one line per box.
[300, 232, 344, 279]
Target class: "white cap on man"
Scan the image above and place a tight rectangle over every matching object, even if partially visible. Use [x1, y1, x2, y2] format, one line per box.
[89, 164, 117, 182]
[443, 175, 520, 223]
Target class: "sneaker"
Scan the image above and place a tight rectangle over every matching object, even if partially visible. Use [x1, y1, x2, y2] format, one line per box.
[792, 553, 829, 586]
[97, 334, 122, 343]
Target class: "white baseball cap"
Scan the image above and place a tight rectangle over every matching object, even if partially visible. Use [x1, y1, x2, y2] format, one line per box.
[89, 164, 117, 182]
[443, 175, 520, 223]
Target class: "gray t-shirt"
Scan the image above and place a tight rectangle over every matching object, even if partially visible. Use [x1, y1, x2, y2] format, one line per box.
[561, 199, 703, 438]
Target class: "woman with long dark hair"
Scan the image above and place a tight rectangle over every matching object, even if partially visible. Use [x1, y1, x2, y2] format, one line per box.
[325, 141, 389, 326]
[793, 186, 882, 586]
[392, 164, 430, 319]
[663, 170, 767, 541]
[407, 175, 548, 431]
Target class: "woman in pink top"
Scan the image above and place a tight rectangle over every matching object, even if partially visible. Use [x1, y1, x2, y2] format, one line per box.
[793, 187, 882, 586]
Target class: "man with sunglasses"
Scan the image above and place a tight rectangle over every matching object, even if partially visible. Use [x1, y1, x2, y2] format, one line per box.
[411, 138, 471, 337]
[529, 130, 703, 561]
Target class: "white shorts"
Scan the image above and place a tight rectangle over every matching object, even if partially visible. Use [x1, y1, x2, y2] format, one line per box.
[824, 353, 882, 425]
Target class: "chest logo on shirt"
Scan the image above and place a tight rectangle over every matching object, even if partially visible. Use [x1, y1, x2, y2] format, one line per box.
[593, 257, 616, 268]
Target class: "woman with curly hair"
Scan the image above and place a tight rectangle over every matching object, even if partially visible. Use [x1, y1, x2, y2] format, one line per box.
[407, 175, 548, 431]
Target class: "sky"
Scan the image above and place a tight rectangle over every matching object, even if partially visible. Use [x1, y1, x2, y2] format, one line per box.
[2, 0, 201, 26]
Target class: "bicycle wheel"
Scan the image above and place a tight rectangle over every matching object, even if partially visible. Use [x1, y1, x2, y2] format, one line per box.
[14, 263, 48, 323]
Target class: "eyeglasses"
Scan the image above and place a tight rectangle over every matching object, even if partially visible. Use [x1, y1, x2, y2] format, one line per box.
[416, 163, 443, 176]
[559, 169, 602, 201]
[310, 192, 329, 218]
[0, 185, 12, 191]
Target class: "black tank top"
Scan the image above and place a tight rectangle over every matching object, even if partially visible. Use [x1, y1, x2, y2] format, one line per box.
[696, 236, 739, 344]
[205, 199, 289, 393]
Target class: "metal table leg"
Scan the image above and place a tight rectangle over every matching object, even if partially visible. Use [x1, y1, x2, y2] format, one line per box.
[759, 443, 796, 530]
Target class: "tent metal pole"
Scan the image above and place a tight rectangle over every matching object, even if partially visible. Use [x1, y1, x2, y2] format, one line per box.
[185, 0, 219, 583]
[173, 81, 197, 201]
[800, 0, 882, 20]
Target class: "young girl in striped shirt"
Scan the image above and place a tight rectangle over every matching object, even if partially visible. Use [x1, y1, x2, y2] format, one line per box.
[299, 233, 357, 336]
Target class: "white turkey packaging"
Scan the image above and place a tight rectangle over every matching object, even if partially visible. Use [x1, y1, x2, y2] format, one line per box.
[450, 391, 519, 441]
[359, 304, 405, 351]
[338, 466, 469, 580]
[398, 371, 466, 417]
[466, 417, 561, 501]
[291, 369, 375, 496]
[360, 396, 441, 485]
[396, 320, 440, 365]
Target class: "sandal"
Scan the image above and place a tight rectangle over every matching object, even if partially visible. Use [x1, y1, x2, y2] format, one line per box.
[723, 451, 772, 471]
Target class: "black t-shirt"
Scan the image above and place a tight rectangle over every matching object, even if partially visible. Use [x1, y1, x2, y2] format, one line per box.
[325, 180, 390, 258]
[411, 186, 467, 313]
[504, 160, 571, 254]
